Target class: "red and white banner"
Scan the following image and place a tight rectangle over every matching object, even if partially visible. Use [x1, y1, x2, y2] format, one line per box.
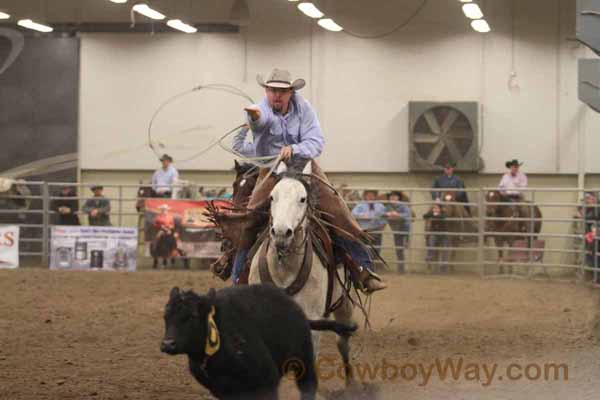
[0, 225, 19, 269]
[143, 199, 232, 259]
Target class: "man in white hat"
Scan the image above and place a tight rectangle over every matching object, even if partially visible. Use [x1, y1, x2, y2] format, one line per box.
[152, 154, 179, 198]
[228, 68, 386, 293]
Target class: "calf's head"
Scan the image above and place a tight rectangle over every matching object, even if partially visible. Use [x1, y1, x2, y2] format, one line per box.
[160, 287, 217, 356]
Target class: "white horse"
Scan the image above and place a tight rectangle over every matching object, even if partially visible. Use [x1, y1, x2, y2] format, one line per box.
[248, 161, 355, 385]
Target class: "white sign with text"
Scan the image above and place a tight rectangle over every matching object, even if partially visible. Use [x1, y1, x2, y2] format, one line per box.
[0, 225, 19, 269]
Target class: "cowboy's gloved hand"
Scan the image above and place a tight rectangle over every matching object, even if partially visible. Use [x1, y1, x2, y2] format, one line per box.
[244, 105, 261, 121]
[280, 146, 293, 161]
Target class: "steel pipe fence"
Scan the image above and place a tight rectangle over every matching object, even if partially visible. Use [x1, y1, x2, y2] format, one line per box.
[2, 182, 600, 282]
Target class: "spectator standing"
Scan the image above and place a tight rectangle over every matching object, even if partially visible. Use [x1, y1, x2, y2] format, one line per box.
[152, 154, 179, 198]
[52, 186, 80, 226]
[384, 191, 411, 274]
[82, 186, 112, 226]
[423, 203, 449, 273]
[431, 162, 471, 216]
[352, 190, 387, 254]
[578, 192, 600, 233]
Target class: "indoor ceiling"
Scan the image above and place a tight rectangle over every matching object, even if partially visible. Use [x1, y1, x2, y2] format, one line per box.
[0, 0, 236, 24]
[0, 0, 465, 25]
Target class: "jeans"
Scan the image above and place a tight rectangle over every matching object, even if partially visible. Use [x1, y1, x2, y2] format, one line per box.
[389, 222, 409, 273]
[370, 233, 382, 256]
[232, 234, 375, 284]
[426, 234, 449, 272]
[332, 235, 374, 271]
[232, 248, 249, 284]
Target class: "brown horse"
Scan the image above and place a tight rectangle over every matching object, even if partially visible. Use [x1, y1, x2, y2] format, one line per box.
[209, 161, 260, 280]
[485, 190, 542, 273]
[440, 190, 477, 238]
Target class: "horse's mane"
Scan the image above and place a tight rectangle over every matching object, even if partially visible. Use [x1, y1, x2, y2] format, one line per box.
[277, 170, 319, 207]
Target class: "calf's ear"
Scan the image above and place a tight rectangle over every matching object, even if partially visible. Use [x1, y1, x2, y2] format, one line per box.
[169, 287, 180, 300]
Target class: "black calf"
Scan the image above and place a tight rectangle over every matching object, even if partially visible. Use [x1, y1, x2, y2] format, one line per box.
[160, 284, 356, 400]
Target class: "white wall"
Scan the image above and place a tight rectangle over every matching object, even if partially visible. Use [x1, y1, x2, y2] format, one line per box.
[79, 0, 600, 173]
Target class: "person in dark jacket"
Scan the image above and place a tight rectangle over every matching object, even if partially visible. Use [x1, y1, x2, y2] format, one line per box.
[82, 186, 112, 226]
[52, 186, 81, 226]
[423, 203, 449, 273]
[431, 162, 470, 216]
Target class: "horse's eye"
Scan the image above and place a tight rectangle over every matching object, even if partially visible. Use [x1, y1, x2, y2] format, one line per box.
[300, 197, 307, 203]
[269, 196, 274, 202]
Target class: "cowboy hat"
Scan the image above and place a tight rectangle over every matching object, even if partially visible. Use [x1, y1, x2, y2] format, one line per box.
[444, 161, 456, 168]
[0, 177, 14, 193]
[505, 159, 523, 168]
[90, 185, 103, 191]
[158, 204, 171, 210]
[256, 68, 305, 90]
[387, 190, 405, 199]
[159, 154, 173, 162]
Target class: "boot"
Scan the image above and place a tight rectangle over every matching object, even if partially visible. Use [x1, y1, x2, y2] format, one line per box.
[360, 268, 387, 293]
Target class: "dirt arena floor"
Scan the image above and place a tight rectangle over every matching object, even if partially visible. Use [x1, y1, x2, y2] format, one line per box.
[1, 269, 600, 400]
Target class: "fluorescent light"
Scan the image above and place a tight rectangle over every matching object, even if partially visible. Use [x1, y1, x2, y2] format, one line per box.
[17, 19, 53, 33]
[0, 11, 10, 19]
[110, 0, 128, 3]
[297, 2, 324, 19]
[167, 19, 197, 33]
[288, 0, 300, 2]
[132, 3, 165, 20]
[459, 0, 472, 2]
[462, 3, 483, 19]
[318, 18, 343, 32]
[471, 19, 491, 33]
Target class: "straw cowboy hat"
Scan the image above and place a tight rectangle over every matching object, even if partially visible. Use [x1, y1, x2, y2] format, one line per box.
[159, 204, 171, 211]
[0, 177, 14, 193]
[256, 68, 305, 90]
[505, 159, 524, 168]
[159, 154, 173, 162]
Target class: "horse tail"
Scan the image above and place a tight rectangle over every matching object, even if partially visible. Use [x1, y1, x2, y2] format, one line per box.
[308, 319, 358, 338]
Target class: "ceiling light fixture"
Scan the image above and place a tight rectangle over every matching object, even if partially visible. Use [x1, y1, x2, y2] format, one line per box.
[132, 3, 165, 20]
[471, 18, 491, 33]
[109, 0, 128, 3]
[318, 18, 343, 32]
[462, 3, 483, 19]
[167, 19, 198, 33]
[17, 19, 54, 33]
[0, 11, 10, 19]
[297, 2, 324, 19]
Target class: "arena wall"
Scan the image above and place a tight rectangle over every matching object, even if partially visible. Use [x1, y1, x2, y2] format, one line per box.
[78, 0, 600, 174]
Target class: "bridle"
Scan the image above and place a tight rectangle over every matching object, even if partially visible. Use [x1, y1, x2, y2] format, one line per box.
[268, 175, 312, 258]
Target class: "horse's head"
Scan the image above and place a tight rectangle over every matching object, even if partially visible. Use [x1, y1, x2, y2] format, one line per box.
[232, 161, 258, 206]
[269, 161, 312, 253]
[136, 184, 155, 212]
[0, 177, 15, 194]
[441, 191, 457, 202]
[485, 190, 504, 232]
